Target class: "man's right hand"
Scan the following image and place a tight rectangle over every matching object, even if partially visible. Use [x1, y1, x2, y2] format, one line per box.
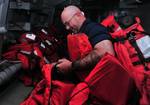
[55, 58, 72, 74]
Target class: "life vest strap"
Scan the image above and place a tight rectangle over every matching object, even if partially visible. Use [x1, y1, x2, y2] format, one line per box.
[113, 31, 150, 71]
[132, 57, 150, 65]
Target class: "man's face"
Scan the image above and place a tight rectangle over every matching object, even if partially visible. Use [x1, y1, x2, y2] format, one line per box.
[61, 12, 79, 33]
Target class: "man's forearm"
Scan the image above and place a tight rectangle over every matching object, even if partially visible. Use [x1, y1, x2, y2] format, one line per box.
[72, 50, 101, 71]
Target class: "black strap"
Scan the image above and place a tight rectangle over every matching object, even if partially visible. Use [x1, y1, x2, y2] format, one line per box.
[113, 37, 127, 43]
[132, 29, 150, 36]
[127, 32, 149, 70]
[133, 57, 150, 65]
[113, 30, 150, 43]
[113, 31, 150, 70]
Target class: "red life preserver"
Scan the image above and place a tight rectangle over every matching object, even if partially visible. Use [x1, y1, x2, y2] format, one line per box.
[18, 33, 37, 44]
[2, 43, 45, 86]
[20, 64, 75, 105]
[101, 15, 150, 105]
[67, 33, 92, 80]
[67, 33, 92, 62]
[3, 43, 42, 70]
[18, 29, 60, 64]
[67, 33, 135, 105]
[35, 29, 60, 63]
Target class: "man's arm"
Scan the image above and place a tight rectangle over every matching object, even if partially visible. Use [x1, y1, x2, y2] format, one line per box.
[72, 39, 115, 71]
[56, 39, 115, 74]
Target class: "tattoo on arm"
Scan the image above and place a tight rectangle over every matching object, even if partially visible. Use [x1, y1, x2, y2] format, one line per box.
[72, 50, 101, 71]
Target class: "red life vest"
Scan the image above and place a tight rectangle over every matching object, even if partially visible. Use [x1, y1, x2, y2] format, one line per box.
[67, 34, 92, 80]
[3, 43, 45, 86]
[67, 34, 92, 62]
[3, 28, 62, 86]
[67, 33, 136, 105]
[18, 33, 37, 44]
[18, 29, 60, 63]
[101, 15, 150, 104]
[20, 64, 75, 105]
[35, 29, 60, 63]
[3, 43, 43, 70]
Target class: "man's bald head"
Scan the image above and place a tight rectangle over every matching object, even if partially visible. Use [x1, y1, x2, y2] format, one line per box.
[61, 5, 81, 24]
[61, 5, 86, 33]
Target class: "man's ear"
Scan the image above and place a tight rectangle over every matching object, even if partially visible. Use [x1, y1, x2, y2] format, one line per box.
[81, 11, 84, 16]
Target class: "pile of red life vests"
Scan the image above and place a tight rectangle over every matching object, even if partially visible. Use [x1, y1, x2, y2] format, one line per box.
[2, 28, 62, 85]
[101, 15, 150, 105]
[21, 33, 136, 105]
[4, 14, 150, 104]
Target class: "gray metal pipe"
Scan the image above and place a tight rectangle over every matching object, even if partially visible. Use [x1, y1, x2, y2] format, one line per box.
[0, 61, 22, 86]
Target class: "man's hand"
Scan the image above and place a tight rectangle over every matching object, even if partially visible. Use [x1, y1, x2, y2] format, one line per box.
[56, 58, 72, 74]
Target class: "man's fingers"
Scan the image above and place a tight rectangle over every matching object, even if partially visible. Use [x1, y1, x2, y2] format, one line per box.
[51, 62, 57, 66]
[58, 58, 67, 62]
[58, 59, 63, 63]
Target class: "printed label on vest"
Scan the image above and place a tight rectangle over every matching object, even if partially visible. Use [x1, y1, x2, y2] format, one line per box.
[136, 35, 150, 58]
[41, 29, 48, 35]
[20, 50, 31, 55]
[44, 56, 50, 64]
[40, 42, 46, 48]
[33, 50, 38, 56]
[115, 26, 122, 32]
[26, 34, 36, 40]
[45, 40, 52, 46]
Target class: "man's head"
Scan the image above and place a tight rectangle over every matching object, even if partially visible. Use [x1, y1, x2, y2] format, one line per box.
[61, 5, 86, 33]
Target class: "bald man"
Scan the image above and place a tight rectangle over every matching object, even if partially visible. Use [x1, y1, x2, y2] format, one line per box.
[56, 5, 115, 74]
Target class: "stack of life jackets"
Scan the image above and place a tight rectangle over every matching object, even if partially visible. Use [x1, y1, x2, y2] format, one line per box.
[18, 28, 61, 64]
[101, 14, 150, 104]
[2, 28, 62, 85]
[34, 28, 61, 63]
[21, 33, 136, 105]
